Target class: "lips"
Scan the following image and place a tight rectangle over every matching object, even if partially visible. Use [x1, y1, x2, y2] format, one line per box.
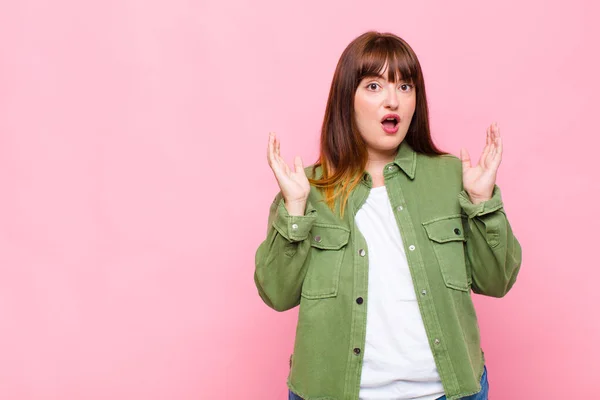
[381, 114, 401, 124]
[381, 113, 400, 134]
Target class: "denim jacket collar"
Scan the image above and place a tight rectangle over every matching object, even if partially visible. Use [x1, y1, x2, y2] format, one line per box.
[392, 140, 417, 180]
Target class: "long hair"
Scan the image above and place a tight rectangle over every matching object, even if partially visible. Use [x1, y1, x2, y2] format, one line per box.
[309, 31, 446, 217]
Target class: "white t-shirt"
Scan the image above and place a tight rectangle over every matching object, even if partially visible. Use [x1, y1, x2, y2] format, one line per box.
[356, 185, 445, 400]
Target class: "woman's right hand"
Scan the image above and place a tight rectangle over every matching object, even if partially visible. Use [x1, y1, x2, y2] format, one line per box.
[267, 132, 310, 215]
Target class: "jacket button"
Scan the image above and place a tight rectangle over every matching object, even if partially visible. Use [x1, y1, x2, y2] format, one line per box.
[353, 348, 361, 355]
[356, 297, 363, 304]
[358, 249, 366, 257]
[454, 228, 461, 235]
[314, 235, 322, 242]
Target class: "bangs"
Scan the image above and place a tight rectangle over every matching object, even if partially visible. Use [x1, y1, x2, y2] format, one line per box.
[357, 37, 419, 84]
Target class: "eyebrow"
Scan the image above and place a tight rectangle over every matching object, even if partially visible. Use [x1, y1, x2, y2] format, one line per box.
[365, 74, 412, 83]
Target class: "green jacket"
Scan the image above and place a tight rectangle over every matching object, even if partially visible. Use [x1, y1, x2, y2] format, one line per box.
[254, 140, 522, 400]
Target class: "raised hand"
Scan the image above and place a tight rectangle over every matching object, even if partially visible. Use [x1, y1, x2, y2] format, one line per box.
[267, 132, 310, 215]
[459, 122, 503, 205]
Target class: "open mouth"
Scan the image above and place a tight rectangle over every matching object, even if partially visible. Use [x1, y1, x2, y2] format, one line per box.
[381, 117, 399, 129]
[381, 114, 400, 132]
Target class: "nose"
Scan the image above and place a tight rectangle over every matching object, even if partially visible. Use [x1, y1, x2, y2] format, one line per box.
[384, 86, 399, 110]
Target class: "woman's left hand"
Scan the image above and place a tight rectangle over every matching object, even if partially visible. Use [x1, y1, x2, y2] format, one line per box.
[460, 122, 503, 205]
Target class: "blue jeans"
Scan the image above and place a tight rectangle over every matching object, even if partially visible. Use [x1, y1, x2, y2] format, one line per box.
[288, 365, 489, 400]
[436, 365, 489, 399]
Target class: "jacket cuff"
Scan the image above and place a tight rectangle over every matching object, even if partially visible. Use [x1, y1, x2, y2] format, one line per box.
[458, 185, 504, 218]
[272, 198, 317, 242]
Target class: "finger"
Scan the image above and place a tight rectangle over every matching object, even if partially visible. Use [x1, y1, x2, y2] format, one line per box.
[273, 137, 290, 174]
[480, 126, 492, 163]
[488, 123, 502, 168]
[488, 146, 496, 164]
[479, 144, 491, 167]
[294, 156, 305, 175]
[493, 123, 502, 152]
[496, 135, 503, 156]
[492, 136, 503, 166]
[269, 134, 286, 178]
[488, 141, 500, 168]
[488, 131, 496, 154]
[276, 136, 281, 157]
[492, 122, 501, 143]
[276, 153, 291, 176]
[267, 132, 275, 166]
[489, 124, 500, 160]
[270, 155, 284, 179]
[495, 122, 502, 151]
[460, 148, 471, 171]
[485, 124, 500, 164]
[479, 137, 492, 167]
[487, 149, 501, 171]
[283, 157, 291, 176]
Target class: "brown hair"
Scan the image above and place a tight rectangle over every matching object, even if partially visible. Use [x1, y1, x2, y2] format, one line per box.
[309, 31, 446, 217]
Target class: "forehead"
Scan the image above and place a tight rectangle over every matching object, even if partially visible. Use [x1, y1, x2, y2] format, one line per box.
[356, 35, 418, 84]
[359, 54, 415, 84]
[363, 65, 411, 82]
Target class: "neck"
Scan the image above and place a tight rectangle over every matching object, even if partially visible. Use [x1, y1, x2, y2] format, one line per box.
[365, 147, 397, 187]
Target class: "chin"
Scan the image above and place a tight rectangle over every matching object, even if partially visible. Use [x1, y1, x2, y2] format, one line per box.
[372, 140, 403, 153]
[363, 129, 407, 151]
[382, 134, 406, 146]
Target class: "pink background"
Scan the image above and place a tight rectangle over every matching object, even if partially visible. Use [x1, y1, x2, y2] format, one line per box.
[0, 0, 598, 398]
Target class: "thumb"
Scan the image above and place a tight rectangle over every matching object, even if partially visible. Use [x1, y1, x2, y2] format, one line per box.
[294, 156, 305, 175]
[460, 148, 471, 171]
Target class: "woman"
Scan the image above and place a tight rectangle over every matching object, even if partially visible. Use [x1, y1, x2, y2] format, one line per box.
[254, 31, 522, 400]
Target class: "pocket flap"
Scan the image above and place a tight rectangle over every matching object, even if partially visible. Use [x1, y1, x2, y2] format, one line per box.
[309, 224, 350, 250]
[423, 215, 466, 243]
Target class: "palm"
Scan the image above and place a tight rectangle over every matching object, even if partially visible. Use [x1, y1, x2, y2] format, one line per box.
[460, 123, 502, 202]
[267, 132, 310, 203]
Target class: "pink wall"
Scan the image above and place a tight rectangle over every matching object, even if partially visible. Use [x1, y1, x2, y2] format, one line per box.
[0, 0, 597, 398]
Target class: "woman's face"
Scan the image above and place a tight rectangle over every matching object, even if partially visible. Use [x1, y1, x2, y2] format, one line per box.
[353, 67, 416, 158]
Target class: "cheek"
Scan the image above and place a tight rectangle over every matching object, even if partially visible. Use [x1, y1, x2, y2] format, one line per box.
[353, 97, 368, 125]
[403, 97, 417, 119]
[354, 96, 377, 121]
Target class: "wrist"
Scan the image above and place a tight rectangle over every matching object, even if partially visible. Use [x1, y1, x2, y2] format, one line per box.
[468, 194, 492, 205]
[284, 199, 307, 216]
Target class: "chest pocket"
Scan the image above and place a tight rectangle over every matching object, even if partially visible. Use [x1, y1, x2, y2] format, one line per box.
[301, 224, 350, 299]
[423, 215, 470, 292]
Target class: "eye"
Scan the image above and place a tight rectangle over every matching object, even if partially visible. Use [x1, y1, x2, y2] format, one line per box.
[399, 83, 414, 92]
[366, 83, 380, 91]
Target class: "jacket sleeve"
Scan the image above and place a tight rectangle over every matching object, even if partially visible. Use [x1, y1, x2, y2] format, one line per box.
[254, 192, 317, 311]
[458, 184, 522, 298]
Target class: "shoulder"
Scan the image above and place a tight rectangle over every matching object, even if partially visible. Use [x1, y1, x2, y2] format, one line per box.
[415, 152, 463, 192]
[417, 151, 462, 173]
[438, 153, 463, 172]
[304, 164, 323, 180]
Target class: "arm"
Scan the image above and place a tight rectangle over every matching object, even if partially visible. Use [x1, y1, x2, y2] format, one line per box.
[459, 185, 522, 297]
[254, 193, 317, 311]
